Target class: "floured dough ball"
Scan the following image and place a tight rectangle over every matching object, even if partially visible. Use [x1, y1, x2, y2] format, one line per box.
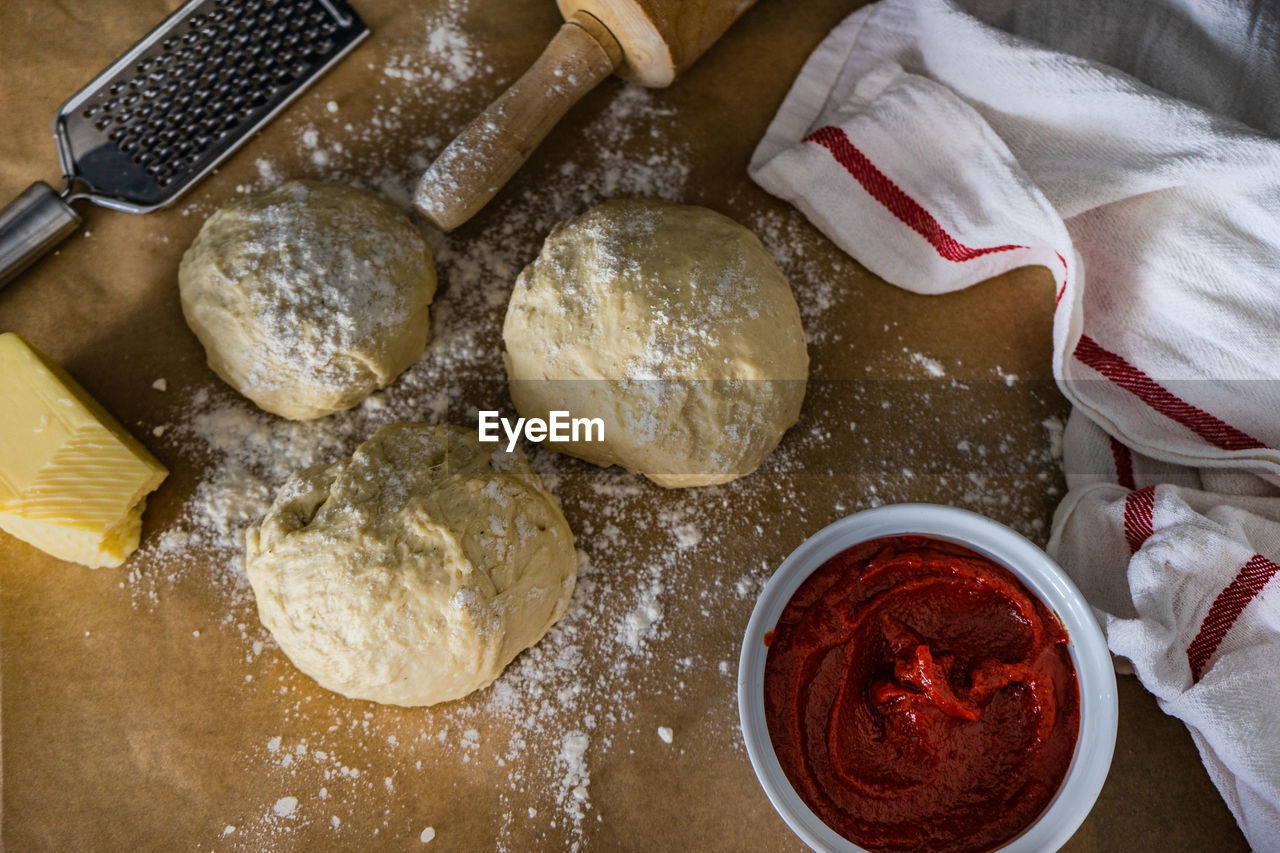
[503, 198, 809, 487]
[179, 180, 436, 420]
[244, 423, 576, 707]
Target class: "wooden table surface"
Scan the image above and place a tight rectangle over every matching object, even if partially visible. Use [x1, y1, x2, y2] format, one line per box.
[0, 0, 1248, 850]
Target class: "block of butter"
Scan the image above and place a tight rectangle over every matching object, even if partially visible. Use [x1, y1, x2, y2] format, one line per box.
[0, 333, 168, 568]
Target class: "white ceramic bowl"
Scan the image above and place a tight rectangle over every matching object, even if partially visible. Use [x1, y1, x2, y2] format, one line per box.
[738, 503, 1118, 853]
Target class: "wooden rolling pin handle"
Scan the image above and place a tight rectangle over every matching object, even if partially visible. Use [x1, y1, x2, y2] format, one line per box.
[414, 12, 623, 231]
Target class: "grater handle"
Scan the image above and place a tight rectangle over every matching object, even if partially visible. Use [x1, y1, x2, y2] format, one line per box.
[0, 181, 83, 290]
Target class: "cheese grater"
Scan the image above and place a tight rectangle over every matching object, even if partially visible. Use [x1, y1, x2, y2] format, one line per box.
[0, 0, 368, 288]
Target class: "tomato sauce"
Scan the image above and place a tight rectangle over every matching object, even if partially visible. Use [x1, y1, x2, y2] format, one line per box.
[763, 536, 1079, 852]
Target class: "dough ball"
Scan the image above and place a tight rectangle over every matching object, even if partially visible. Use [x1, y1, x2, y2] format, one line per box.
[503, 199, 809, 488]
[245, 423, 576, 707]
[179, 180, 436, 420]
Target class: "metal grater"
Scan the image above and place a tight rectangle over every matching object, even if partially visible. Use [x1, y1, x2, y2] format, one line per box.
[0, 0, 368, 288]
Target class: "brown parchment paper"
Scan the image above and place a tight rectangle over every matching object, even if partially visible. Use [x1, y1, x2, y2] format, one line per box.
[0, 0, 1249, 850]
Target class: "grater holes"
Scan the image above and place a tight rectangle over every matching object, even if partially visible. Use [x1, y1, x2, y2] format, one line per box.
[164, 47, 188, 70]
[79, 0, 360, 185]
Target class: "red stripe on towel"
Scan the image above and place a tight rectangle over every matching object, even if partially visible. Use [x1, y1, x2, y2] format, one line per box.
[1110, 437, 1136, 490]
[1073, 335, 1266, 452]
[805, 125, 1026, 261]
[805, 126, 1070, 305]
[1123, 485, 1155, 555]
[1186, 554, 1280, 682]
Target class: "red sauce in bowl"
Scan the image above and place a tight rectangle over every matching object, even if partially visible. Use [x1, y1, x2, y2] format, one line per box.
[763, 536, 1080, 852]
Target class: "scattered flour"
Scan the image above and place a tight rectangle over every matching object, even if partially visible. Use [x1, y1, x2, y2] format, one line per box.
[910, 351, 947, 377]
[673, 523, 702, 551]
[995, 365, 1021, 386]
[273, 797, 298, 818]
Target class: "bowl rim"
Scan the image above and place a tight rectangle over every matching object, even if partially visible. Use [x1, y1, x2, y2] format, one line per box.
[737, 503, 1119, 853]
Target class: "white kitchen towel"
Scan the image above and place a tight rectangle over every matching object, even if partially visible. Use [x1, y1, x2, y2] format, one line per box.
[1052, 409, 1280, 846]
[748, 0, 1280, 846]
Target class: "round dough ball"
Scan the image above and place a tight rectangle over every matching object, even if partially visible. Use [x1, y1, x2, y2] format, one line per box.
[179, 180, 436, 420]
[245, 423, 576, 707]
[503, 199, 809, 488]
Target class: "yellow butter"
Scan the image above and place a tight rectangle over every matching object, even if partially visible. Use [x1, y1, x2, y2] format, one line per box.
[0, 333, 168, 568]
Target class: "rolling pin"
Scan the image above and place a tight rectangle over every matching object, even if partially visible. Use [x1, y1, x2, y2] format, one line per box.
[413, 0, 758, 231]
